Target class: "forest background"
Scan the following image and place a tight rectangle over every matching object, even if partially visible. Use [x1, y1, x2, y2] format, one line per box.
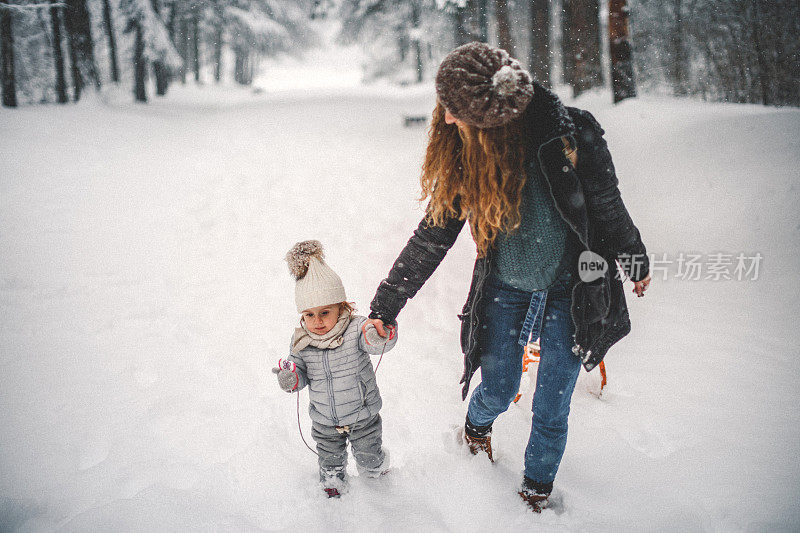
[0, 0, 798, 108]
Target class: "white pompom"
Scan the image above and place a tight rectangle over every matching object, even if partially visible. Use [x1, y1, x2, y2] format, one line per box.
[492, 65, 518, 96]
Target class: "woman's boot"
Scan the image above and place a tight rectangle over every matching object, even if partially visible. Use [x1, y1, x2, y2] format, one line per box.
[518, 476, 551, 512]
[462, 416, 494, 462]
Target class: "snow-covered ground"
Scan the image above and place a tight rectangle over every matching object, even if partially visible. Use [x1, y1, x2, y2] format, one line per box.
[1, 83, 799, 532]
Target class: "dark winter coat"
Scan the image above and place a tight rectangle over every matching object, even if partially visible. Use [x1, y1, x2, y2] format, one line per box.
[369, 83, 649, 399]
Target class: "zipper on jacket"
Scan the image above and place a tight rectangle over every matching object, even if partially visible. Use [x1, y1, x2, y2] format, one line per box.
[536, 135, 591, 252]
[322, 350, 339, 424]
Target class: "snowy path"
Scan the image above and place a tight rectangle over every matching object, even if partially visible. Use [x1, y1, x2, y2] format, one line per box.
[1, 87, 799, 532]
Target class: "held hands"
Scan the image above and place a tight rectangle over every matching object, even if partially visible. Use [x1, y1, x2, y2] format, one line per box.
[362, 320, 395, 347]
[272, 358, 298, 392]
[632, 274, 651, 298]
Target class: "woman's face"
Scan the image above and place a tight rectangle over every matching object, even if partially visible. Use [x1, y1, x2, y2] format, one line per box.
[444, 108, 466, 130]
[302, 304, 341, 335]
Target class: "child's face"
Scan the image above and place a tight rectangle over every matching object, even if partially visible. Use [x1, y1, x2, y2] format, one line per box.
[302, 304, 341, 335]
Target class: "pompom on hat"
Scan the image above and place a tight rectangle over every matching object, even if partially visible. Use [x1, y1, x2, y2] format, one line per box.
[286, 240, 347, 313]
[435, 41, 535, 129]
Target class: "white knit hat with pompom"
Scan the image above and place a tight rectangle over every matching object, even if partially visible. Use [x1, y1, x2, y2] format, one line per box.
[286, 240, 347, 313]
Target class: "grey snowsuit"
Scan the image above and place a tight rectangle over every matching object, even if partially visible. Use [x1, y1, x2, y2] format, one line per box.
[287, 315, 397, 482]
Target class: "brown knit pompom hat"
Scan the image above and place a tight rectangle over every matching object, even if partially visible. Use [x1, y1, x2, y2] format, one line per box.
[435, 41, 535, 129]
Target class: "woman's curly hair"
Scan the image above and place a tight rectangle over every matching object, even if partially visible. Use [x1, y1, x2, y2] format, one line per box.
[420, 102, 527, 257]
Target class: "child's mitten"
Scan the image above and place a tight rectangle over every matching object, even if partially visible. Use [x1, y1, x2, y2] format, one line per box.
[272, 359, 299, 392]
[364, 324, 395, 347]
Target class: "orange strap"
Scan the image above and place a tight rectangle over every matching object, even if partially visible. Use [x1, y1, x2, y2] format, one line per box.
[599, 360, 607, 390]
[518, 345, 607, 399]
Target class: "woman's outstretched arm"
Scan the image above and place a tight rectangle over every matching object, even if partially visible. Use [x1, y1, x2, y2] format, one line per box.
[368, 208, 466, 333]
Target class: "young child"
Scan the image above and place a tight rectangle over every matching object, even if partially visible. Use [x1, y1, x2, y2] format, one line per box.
[273, 240, 397, 498]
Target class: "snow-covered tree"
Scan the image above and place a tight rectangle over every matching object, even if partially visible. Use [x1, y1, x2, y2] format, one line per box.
[562, 0, 603, 98]
[0, 0, 796, 106]
[1, 0, 18, 106]
[493, 0, 513, 54]
[339, 0, 453, 83]
[609, 0, 636, 102]
[51, 0, 68, 102]
[632, 0, 799, 106]
[528, 0, 550, 86]
[224, 0, 315, 85]
[1, 0, 69, 105]
[101, 0, 120, 83]
[64, 0, 101, 99]
[439, 0, 486, 46]
[120, 0, 180, 101]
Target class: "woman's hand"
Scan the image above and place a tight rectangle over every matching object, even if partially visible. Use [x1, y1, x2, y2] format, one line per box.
[363, 318, 388, 338]
[632, 274, 651, 297]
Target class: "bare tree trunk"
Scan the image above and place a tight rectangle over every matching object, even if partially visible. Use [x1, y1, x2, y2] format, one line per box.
[101, 0, 119, 82]
[528, 0, 550, 85]
[132, 20, 146, 102]
[66, 19, 80, 98]
[50, 0, 68, 103]
[562, 0, 604, 98]
[751, 0, 772, 105]
[234, 45, 253, 85]
[177, 14, 188, 83]
[476, 0, 488, 42]
[64, 0, 100, 101]
[234, 46, 242, 83]
[609, 0, 636, 103]
[462, 0, 483, 44]
[248, 50, 255, 83]
[191, 12, 200, 83]
[213, 29, 222, 82]
[494, 0, 514, 54]
[0, 0, 17, 107]
[772, 0, 799, 107]
[213, 4, 223, 82]
[167, 2, 176, 42]
[561, 0, 573, 87]
[413, 39, 423, 83]
[153, 63, 168, 94]
[398, 34, 407, 62]
[411, 2, 423, 83]
[453, 4, 470, 46]
[668, 0, 688, 96]
[150, 0, 169, 95]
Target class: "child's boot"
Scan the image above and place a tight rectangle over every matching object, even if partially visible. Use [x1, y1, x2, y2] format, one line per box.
[356, 449, 390, 479]
[320, 469, 346, 498]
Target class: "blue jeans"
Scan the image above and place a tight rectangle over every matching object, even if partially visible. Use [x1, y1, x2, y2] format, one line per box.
[466, 267, 581, 485]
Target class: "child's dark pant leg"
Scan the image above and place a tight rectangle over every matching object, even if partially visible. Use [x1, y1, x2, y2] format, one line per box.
[349, 414, 386, 476]
[311, 421, 348, 486]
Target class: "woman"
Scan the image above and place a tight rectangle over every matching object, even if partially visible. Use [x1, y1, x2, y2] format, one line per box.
[365, 42, 651, 512]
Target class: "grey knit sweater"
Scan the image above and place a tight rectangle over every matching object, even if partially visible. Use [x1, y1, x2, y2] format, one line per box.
[492, 162, 579, 291]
